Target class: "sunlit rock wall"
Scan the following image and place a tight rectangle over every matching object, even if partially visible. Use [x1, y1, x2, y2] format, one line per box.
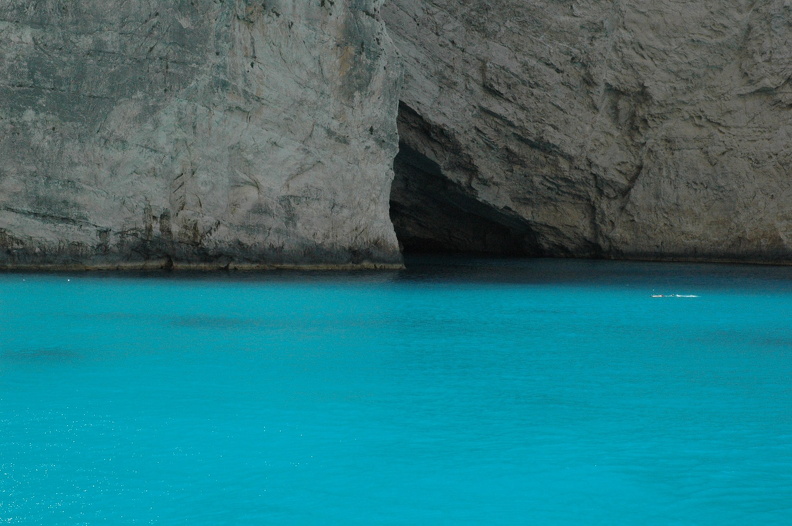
[0, 0, 402, 269]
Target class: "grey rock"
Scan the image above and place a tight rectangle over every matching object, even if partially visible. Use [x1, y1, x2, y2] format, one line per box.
[0, 0, 402, 269]
[384, 0, 792, 262]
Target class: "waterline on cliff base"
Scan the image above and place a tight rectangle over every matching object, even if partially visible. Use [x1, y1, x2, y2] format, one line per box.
[1, 257, 791, 524]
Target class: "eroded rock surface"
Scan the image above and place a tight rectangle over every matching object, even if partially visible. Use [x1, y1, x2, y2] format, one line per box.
[0, 0, 402, 269]
[385, 1, 792, 261]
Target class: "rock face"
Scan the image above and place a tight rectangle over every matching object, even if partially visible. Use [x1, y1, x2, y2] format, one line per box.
[0, 0, 402, 269]
[384, 0, 792, 262]
[3, 0, 792, 268]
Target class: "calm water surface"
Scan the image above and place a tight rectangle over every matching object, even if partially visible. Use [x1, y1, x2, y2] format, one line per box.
[1, 256, 791, 524]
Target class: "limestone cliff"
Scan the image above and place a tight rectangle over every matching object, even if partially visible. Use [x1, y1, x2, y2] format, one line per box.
[385, 1, 792, 262]
[0, 0, 402, 269]
[3, 0, 792, 268]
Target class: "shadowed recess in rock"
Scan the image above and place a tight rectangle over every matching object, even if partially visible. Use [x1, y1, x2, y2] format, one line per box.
[389, 105, 542, 256]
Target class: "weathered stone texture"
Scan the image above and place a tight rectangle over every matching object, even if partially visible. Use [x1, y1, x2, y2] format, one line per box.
[384, 0, 792, 262]
[0, 0, 402, 268]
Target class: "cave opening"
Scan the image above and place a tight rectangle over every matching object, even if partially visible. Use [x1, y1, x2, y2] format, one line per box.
[388, 103, 543, 257]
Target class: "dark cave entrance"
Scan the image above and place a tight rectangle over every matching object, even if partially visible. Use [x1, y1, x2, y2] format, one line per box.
[388, 104, 543, 257]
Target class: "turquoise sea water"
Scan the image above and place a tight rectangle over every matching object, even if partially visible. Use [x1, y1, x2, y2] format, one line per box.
[1, 256, 791, 525]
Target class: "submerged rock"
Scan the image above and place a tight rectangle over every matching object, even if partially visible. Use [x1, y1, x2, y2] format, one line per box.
[0, 0, 402, 269]
[384, 0, 792, 262]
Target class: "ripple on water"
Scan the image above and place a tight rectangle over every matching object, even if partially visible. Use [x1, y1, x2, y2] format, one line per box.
[169, 315, 266, 330]
[1, 348, 81, 364]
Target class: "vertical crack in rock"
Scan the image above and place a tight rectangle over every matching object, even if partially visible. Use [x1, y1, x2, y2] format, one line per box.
[389, 103, 543, 256]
